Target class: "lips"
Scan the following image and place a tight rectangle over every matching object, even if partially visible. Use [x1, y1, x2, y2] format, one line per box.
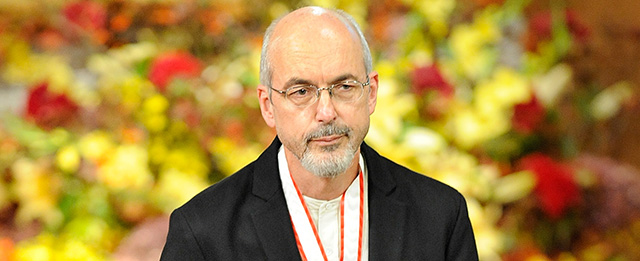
[305, 123, 351, 146]
[309, 134, 344, 144]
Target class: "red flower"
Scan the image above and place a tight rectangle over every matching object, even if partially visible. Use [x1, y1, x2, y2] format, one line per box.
[518, 153, 581, 219]
[526, 9, 590, 51]
[148, 52, 203, 91]
[411, 65, 454, 97]
[25, 83, 79, 129]
[63, 1, 107, 32]
[512, 95, 545, 134]
[565, 10, 590, 43]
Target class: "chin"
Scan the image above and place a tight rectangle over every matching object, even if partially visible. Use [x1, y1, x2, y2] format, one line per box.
[301, 143, 357, 178]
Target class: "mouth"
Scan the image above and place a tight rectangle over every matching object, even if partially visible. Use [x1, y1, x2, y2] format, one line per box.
[305, 123, 351, 149]
[308, 134, 345, 145]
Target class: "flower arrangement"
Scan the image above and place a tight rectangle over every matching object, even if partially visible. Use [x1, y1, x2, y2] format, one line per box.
[0, 0, 638, 260]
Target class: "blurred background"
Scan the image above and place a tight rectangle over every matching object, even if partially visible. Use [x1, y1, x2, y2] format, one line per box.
[0, 0, 639, 260]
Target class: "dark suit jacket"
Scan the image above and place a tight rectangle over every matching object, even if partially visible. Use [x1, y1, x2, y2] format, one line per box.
[161, 137, 478, 260]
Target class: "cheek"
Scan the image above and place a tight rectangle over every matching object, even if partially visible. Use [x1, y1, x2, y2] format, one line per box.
[338, 106, 369, 131]
[343, 100, 370, 118]
[274, 109, 308, 138]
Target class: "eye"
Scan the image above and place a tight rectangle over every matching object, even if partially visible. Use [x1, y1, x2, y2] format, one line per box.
[335, 82, 357, 92]
[287, 86, 312, 97]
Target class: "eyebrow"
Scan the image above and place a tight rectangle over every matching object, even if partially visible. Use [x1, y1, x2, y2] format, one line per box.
[283, 73, 359, 87]
[330, 73, 358, 83]
[283, 77, 313, 88]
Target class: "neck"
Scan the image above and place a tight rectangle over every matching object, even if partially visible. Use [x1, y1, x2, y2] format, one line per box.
[284, 147, 360, 200]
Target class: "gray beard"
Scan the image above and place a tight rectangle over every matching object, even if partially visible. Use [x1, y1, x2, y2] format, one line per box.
[299, 124, 358, 178]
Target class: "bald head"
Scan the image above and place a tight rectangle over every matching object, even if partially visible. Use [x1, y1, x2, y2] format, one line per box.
[259, 6, 372, 87]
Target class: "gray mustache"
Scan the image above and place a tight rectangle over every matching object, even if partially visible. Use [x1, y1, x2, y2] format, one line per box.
[306, 124, 351, 141]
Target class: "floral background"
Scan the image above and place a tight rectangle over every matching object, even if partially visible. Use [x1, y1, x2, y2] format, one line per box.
[0, 0, 639, 260]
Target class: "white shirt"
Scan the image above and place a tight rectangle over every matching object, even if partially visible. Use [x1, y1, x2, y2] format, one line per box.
[278, 146, 369, 261]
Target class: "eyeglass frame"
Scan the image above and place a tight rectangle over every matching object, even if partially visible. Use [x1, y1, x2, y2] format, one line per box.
[268, 75, 370, 107]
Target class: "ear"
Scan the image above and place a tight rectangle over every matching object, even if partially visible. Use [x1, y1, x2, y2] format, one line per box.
[366, 71, 379, 115]
[257, 84, 276, 128]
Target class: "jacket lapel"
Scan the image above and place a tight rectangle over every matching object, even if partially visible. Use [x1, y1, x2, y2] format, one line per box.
[251, 195, 301, 260]
[362, 143, 408, 260]
[250, 138, 302, 260]
[248, 139, 408, 260]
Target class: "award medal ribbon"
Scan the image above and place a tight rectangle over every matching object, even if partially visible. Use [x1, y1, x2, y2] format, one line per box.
[279, 151, 365, 261]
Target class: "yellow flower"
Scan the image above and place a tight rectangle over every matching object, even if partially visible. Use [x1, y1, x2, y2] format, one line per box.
[143, 114, 168, 133]
[531, 63, 573, 107]
[367, 76, 418, 155]
[447, 105, 509, 149]
[0, 1, 38, 11]
[304, 0, 368, 28]
[56, 239, 104, 261]
[445, 67, 531, 149]
[475, 67, 531, 112]
[109, 41, 158, 66]
[491, 170, 536, 203]
[79, 131, 115, 163]
[88, 42, 157, 81]
[97, 145, 153, 191]
[2, 38, 74, 91]
[120, 76, 156, 112]
[425, 148, 479, 195]
[148, 137, 169, 166]
[447, 8, 501, 80]
[379, 127, 447, 172]
[56, 145, 81, 173]
[11, 158, 63, 228]
[87, 53, 134, 90]
[143, 94, 170, 113]
[14, 233, 106, 261]
[268, 2, 290, 21]
[306, 0, 339, 8]
[210, 137, 263, 176]
[523, 41, 560, 76]
[415, 0, 456, 37]
[61, 216, 119, 253]
[152, 169, 210, 212]
[467, 199, 505, 261]
[140, 94, 170, 132]
[160, 145, 210, 178]
[403, 127, 447, 154]
[473, 7, 502, 42]
[590, 81, 634, 120]
[14, 234, 55, 261]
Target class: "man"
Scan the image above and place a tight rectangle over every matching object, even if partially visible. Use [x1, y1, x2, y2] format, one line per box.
[161, 6, 478, 260]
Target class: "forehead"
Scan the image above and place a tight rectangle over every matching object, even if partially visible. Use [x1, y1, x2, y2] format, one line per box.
[268, 10, 365, 83]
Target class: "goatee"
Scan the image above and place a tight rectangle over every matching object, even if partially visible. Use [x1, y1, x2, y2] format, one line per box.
[299, 123, 357, 178]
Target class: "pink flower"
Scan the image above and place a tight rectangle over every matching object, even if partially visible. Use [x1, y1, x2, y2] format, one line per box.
[25, 83, 79, 129]
[63, 1, 107, 32]
[512, 95, 545, 134]
[148, 52, 202, 91]
[518, 153, 581, 219]
[410, 65, 454, 97]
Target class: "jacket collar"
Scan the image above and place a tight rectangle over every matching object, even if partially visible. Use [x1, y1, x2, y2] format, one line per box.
[360, 142, 407, 260]
[250, 137, 407, 260]
[251, 137, 284, 201]
[251, 137, 399, 199]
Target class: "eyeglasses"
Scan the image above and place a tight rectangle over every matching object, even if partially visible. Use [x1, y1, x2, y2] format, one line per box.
[270, 76, 369, 107]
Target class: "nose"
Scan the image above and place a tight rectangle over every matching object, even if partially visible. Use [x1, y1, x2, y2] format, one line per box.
[315, 89, 337, 123]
